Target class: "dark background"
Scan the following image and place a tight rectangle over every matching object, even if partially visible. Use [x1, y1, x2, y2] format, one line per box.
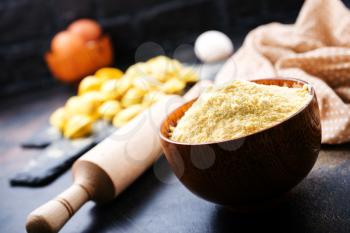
[0, 0, 305, 98]
[0, 0, 349, 98]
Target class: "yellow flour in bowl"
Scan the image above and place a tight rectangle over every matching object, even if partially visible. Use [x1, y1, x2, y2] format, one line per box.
[171, 80, 311, 143]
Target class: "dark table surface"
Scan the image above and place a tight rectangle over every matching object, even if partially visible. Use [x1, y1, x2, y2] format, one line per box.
[1, 86, 350, 233]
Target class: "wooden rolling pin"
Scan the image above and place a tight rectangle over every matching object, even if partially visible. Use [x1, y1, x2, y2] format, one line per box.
[26, 80, 212, 233]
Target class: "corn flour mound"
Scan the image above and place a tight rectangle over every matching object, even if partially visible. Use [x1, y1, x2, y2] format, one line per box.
[171, 80, 311, 143]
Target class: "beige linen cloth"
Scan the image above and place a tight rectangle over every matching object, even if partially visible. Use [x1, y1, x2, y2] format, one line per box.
[216, 0, 350, 144]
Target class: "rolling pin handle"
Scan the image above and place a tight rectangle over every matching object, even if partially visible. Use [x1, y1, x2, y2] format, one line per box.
[26, 184, 90, 233]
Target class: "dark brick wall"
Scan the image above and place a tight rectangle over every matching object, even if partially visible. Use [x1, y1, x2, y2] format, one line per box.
[2, 0, 345, 98]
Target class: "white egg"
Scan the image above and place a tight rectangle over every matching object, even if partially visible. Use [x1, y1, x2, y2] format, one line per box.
[194, 30, 234, 63]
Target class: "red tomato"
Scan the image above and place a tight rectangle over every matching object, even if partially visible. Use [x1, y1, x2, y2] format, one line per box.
[68, 19, 102, 42]
[51, 31, 84, 56]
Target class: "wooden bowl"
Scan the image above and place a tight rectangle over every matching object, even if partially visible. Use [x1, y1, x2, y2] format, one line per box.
[159, 78, 321, 211]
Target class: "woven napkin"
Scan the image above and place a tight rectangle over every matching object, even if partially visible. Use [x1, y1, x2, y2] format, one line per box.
[216, 0, 350, 144]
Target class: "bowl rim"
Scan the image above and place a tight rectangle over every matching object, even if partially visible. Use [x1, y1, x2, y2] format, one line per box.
[159, 77, 316, 146]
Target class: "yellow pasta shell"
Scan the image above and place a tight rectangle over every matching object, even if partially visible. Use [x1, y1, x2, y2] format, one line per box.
[49, 107, 68, 131]
[78, 76, 102, 95]
[63, 115, 93, 139]
[95, 67, 124, 81]
[112, 104, 144, 127]
[160, 78, 186, 94]
[121, 88, 146, 107]
[98, 100, 122, 121]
